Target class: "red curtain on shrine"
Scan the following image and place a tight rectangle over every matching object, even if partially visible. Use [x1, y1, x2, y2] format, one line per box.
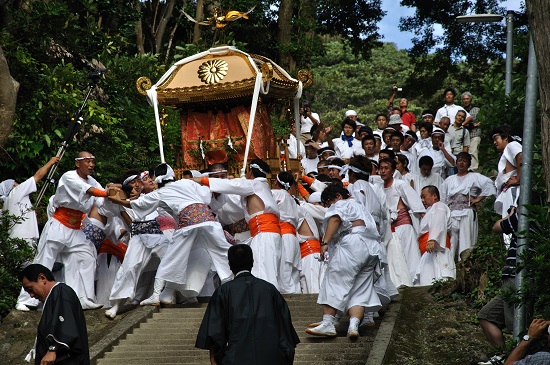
[180, 104, 277, 170]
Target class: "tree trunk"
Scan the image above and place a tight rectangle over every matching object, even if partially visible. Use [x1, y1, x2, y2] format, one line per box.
[277, 0, 293, 70]
[526, 0, 550, 203]
[0, 45, 19, 148]
[135, 0, 145, 55]
[193, 0, 204, 43]
[154, 0, 176, 54]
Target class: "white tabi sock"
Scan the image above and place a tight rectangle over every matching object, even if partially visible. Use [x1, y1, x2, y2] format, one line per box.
[322, 314, 336, 324]
[349, 317, 360, 328]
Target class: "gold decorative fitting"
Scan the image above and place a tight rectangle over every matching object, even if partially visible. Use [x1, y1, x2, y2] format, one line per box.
[198, 59, 229, 84]
[297, 69, 313, 88]
[261, 62, 273, 83]
[136, 76, 152, 95]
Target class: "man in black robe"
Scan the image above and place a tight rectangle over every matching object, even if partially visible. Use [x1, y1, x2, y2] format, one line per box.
[196, 244, 300, 365]
[19, 264, 89, 365]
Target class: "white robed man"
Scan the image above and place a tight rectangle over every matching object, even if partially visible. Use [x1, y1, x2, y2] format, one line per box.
[379, 158, 426, 283]
[346, 156, 400, 326]
[415, 185, 455, 286]
[32, 151, 108, 310]
[491, 126, 522, 218]
[440, 152, 496, 261]
[208, 164, 251, 244]
[3, 156, 60, 311]
[108, 163, 233, 312]
[272, 171, 302, 294]
[194, 158, 282, 290]
[306, 184, 383, 340]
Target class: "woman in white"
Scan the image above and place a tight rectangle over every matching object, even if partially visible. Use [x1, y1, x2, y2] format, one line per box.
[306, 184, 382, 340]
[440, 152, 496, 261]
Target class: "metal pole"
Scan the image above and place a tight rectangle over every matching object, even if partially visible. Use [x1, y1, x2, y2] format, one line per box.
[513, 35, 538, 340]
[505, 11, 514, 96]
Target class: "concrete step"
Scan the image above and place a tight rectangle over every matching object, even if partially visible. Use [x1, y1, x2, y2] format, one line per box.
[96, 293, 380, 365]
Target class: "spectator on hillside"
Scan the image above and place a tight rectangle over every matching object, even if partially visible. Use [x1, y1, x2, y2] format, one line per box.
[310, 123, 334, 149]
[287, 122, 305, 159]
[373, 113, 389, 139]
[477, 207, 519, 365]
[462, 92, 482, 171]
[362, 135, 378, 161]
[333, 118, 365, 160]
[421, 110, 435, 125]
[299, 101, 320, 144]
[435, 88, 472, 125]
[400, 131, 419, 174]
[503, 318, 550, 365]
[414, 123, 433, 157]
[411, 156, 444, 195]
[418, 128, 456, 179]
[492, 126, 522, 219]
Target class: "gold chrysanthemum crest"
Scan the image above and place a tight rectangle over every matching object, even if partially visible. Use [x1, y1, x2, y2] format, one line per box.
[198, 59, 229, 84]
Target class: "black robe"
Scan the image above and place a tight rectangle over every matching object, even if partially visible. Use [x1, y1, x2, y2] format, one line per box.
[35, 283, 89, 365]
[195, 272, 300, 365]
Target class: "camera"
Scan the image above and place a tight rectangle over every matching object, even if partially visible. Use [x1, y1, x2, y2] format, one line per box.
[392, 86, 403, 92]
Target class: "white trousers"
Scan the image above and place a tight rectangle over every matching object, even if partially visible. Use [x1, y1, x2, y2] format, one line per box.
[109, 235, 167, 301]
[33, 220, 97, 302]
[450, 210, 478, 261]
[248, 232, 282, 290]
[299, 253, 326, 294]
[156, 222, 232, 287]
[395, 224, 421, 281]
[278, 234, 302, 294]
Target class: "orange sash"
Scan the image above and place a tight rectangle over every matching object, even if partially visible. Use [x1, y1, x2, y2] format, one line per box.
[279, 222, 297, 236]
[418, 232, 451, 255]
[53, 207, 85, 230]
[248, 213, 281, 237]
[300, 239, 321, 258]
[98, 239, 128, 263]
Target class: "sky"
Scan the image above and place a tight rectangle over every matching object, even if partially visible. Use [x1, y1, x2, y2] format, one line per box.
[379, 0, 525, 50]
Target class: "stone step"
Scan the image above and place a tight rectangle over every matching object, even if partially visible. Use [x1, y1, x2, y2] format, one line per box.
[96, 294, 380, 365]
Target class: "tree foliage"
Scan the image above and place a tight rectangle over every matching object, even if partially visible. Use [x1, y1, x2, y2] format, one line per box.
[0, 212, 35, 319]
[398, 0, 530, 101]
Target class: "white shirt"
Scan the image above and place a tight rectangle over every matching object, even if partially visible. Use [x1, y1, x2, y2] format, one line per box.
[434, 104, 470, 124]
[4, 177, 39, 240]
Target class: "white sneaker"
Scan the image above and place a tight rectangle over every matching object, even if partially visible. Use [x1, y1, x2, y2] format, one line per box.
[140, 294, 160, 306]
[15, 303, 30, 311]
[306, 322, 337, 337]
[80, 298, 103, 310]
[347, 322, 359, 340]
[477, 355, 504, 365]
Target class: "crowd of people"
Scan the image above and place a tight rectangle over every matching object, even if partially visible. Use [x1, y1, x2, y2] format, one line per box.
[0, 87, 527, 363]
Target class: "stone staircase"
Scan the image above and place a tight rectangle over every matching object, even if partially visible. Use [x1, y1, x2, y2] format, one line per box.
[96, 294, 379, 365]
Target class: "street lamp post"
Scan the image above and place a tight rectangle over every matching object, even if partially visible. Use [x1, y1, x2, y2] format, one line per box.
[456, 11, 514, 96]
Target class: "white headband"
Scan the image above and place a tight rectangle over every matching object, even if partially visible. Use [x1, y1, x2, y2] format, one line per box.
[208, 169, 227, 176]
[349, 165, 370, 176]
[123, 175, 139, 185]
[154, 165, 175, 183]
[140, 171, 149, 180]
[327, 165, 343, 171]
[277, 175, 291, 190]
[249, 163, 267, 175]
[75, 155, 95, 161]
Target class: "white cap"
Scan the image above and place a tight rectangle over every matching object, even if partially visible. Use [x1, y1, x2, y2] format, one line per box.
[345, 110, 357, 117]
